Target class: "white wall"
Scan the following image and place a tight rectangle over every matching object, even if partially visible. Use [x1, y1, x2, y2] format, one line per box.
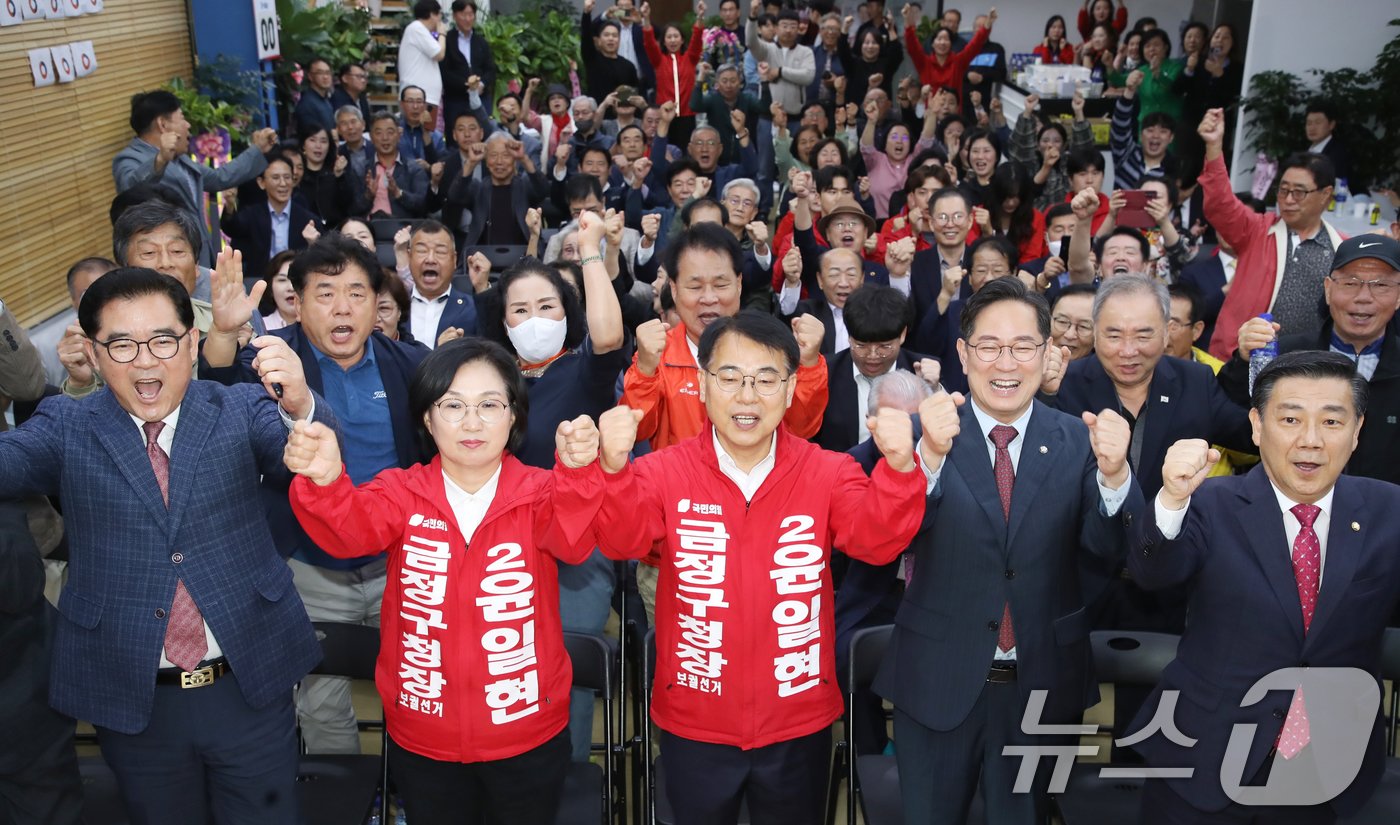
[1230, 0, 1397, 185]
[935, 0, 1197, 61]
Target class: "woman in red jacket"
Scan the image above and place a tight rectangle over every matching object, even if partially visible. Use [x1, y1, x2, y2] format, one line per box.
[642, 0, 706, 150]
[903, 4, 997, 106]
[284, 337, 606, 825]
[1032, 15, 1076, 65]
[1077, 0, 1128, 41]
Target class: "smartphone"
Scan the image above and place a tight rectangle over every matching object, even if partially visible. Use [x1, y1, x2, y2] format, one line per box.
[1057, 237, 1072, 262]
[1117, 190, 1159, 229]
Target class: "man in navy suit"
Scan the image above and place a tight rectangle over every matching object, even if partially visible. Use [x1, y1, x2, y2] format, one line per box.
[1044, 274, 1255, 633]
[1177, 237, 1241, 350]
[404, 220, 479, 348]
[0, 268, 327, 824]
[816, 284, 934, 452]
[440, 0, 497, 149]
[203, 234, 430, 753]
[221, 155, 323, 281]
[1128, 351, 1400, 823]
[875, 277, 1146, 824]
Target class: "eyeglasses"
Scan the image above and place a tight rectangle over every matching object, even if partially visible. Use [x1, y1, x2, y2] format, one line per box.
[706, 368, 789, 395]
[691, 139, 721, 147]
[725, 196, 757, 210]
[850, 341, 898, 356]
[968, 341, 1046, 362]
[1051, 316, 1094, 336]
[433, 398, 510, 424]
[1276, 185, 1319, 202]
[830, 219, 865, 231]
[934, 212, 967, 225]
[1328, 274, 1400, 298]
[95, 332, 187, 363]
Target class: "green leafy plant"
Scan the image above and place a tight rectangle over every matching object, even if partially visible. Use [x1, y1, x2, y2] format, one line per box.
[163, 77, 254, 145]
[194, 54, 271, 125]
[479, 0, 582, 101]
[1240, 20, 1400, 190]
[273, 0, 377, 124]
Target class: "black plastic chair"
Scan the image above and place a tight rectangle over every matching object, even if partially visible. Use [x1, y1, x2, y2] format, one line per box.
[837, 624, 903, 825]
[370, 218, 413, 243]
[1056, 630, 1181, 824]
[556, 631, 618, 825]
[296, 621, 389, 825]
[466, 244, 530, 273]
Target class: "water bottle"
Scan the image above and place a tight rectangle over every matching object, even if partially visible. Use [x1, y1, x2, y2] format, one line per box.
[1334, 178, 1351, 208]
[1248, 313, 1278, 396]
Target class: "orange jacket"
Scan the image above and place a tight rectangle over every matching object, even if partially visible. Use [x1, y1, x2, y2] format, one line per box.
[621, 323, 829, 451]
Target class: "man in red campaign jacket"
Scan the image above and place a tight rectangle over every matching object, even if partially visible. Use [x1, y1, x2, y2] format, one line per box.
[594, 310, 941, 825]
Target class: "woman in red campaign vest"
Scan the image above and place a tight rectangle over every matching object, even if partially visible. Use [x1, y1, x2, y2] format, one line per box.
[285, 338, 605, 825]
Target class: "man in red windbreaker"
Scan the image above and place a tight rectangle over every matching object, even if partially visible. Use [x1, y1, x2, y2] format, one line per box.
[596, 310, 943, 825]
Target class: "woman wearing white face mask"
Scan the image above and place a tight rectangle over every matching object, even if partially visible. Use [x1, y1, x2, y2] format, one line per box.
[480, 209, 629, 762]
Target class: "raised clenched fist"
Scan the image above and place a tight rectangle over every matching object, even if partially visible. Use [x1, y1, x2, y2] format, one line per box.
[1160, 438, 1220, 509]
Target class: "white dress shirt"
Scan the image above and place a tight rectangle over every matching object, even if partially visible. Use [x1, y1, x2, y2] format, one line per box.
[1154, 482, 1334, 586]
[1218, 249, 1238, 284]
[442, 464, 502, 544]
[131, 408, 226, 668]
[1308, 135, 1333, 154]
[853, 360, 896, 443]
[713, 429, 777, 502]
[410, 287, 451, 347]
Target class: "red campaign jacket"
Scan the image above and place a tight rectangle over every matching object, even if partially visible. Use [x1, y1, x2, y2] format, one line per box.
[290, 455, 603, 763]
[595, 425, 926, 749]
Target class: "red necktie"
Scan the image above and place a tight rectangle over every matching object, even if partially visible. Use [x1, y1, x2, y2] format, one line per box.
[1278, 503, 1321, 759]
[990, 424, 1017, 653]
[144, 422, 208, 672]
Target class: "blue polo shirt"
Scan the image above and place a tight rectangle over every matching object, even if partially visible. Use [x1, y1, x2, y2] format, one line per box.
[297, 338, 398, 569]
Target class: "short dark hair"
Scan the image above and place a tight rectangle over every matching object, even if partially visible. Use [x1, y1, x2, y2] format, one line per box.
[579, 144, 612, 168]
[1140, 28, 1172, 58]
[128, 90, 181, 135]
[1280, 151, 1336, 192]
[1140, 172, 1179, 206]
[1179, 21, 1209, 53]
[962, 128, 1001, 164]
[411, 0, 441, 21]
[486, 257, 586, 354]
[1304, 98, 1339, 123]
[564, 174, 605, 205]
[1067, 147, 1105, 176]
[929, 186, 968, 213]
[810, 137, 851, 169]
[970, 235, 1019, 269]
[1052, 282, 1098, 311]
[1168, 282, 1204, 325]
[412, 219, 455, 245]
[1142, 111, 1176, 134]
[109, 183, 187, 226]
[369, 111, 399, 130]
[777, 9, 801, 24]
[112, 200, 202, 266]
[935, 115, 966, 147]
[339, 61, 367, 77]
[681, 197, 729, 227]
[718, 0, 738, 8]
[663, 223, 743, 284]
[1095, 226, 1151, 261]
[399, 84, 426, 102]
[596, 18, 621, 34]
[66, 257, 117, 291]
[905, 163, 952, 193]
[697, 310, 800, 374]
[289, 233, 385, 294]
[959, 275, 1051, 341]
[78, 267, 193, 339]
[307, 57, 332, 76]
[665, 158, 703, 188]
[1044, 202, 1076, 223]
[409, 337, 529, 457]
[450, 0, 478, 12]
[843, 285, 913, 342]
[814, 164, 853, 193]
[756, 12, 777, 27]
[452, 110, 486, 133]
[1252, 350, 1368, 417]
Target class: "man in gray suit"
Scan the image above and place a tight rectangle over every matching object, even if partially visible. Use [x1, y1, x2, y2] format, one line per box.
[112, 90, 279, 268]
[875, 277, 1146, 824]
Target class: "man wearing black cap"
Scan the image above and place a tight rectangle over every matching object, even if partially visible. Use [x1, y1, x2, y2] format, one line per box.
[1221, 234, 1400, 485]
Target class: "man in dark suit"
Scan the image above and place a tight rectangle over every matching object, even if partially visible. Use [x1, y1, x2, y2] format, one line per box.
[203, 234, 429, 753]
[440, 0, 497, 150]
[1128, 351, 1400, 823]
[1220, 235, 1400, 487]
[0, 268, 328, 824]
[0, 499, 82, 825]
[816, 284, 932, 452]
[358, 112, 430, 219]
[330, 62, 372, 123]
[1177, 238, 1240, 349]
[1305, 100, 1353, 186]
[446, 133, 548, 250]
[221, 155, 323, 281]
[403, 220, 479, 348]
[875, 277, 1145, 824]
[1044, 274, 1256, 633]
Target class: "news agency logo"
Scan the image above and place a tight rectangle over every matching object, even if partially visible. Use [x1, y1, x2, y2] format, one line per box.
[1005, 667, 1379, 806]
[408, 513, 449, 531]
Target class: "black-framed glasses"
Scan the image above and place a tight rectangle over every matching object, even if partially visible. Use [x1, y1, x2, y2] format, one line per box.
[1051, 316, 1093, 336]
[1276, 185, 1319, 202]
[968, 341, 1046, 362]
[433, 398, 510, 424]
[1328, 274, 1400, 298]
[94, 332, 188, 364]
[706, 368, 790, 396]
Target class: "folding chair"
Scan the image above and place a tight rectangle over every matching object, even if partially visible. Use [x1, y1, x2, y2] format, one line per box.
[835, 624, 903, 825]
[556, 631, 618, 825]
[1056, 630, 1181, 824]
[296, 621, 389, 825]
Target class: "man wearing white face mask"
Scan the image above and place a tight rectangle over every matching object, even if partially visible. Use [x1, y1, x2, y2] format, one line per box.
[408, 221, 479, 347]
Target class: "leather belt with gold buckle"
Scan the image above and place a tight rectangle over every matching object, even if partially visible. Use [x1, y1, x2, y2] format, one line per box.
[156, 658, 230, 689]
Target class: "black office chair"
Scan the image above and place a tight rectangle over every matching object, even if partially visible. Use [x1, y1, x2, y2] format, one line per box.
[555, 631, 618, 825]
[467, 244, 530, 273]
[370, 219, 414, 243]
[375, 240, 397, 269]
[1056, 630, 1181, 824]
[832, 624, 903, 825]
[296, 621, 389, 825]
[640, 629, 751, 825]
